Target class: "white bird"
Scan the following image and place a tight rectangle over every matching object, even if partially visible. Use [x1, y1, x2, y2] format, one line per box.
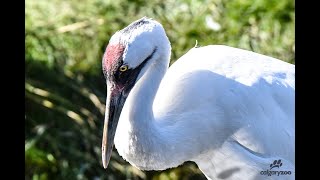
[101, 17, 295, 180]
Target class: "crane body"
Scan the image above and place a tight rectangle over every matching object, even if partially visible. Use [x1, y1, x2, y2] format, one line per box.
[101, 17, 295, 180]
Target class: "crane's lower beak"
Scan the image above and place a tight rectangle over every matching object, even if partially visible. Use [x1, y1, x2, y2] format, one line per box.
[102, 89, 126, 169]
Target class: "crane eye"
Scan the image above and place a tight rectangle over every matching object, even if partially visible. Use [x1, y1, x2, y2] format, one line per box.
[119, 65, 128, 72]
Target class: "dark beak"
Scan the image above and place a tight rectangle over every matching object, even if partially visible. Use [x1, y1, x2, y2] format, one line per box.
[102, 88, 126, 169]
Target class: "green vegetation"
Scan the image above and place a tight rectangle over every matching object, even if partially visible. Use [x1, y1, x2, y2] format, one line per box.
[25, 0, 294, 179]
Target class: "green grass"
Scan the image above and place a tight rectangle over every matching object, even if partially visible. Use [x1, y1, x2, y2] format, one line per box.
[26, 0, 294, 179]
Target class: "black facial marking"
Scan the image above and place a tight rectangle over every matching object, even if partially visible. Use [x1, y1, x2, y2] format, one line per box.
[104, 47, 157, 96]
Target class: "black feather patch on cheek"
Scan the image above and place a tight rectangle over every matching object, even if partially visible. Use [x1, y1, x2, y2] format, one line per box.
[105, 47, 158, 97]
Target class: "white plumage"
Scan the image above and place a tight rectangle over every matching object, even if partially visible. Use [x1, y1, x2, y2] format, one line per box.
[102, 17, 295, 180]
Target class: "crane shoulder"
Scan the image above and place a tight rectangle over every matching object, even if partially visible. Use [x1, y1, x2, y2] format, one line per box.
[154, 45, 295, 118]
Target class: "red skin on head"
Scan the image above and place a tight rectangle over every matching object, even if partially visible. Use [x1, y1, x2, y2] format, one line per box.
[103, 44, 125, 71]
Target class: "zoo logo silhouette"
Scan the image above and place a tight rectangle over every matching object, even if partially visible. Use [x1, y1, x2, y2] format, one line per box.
[260, 159, 292, 176]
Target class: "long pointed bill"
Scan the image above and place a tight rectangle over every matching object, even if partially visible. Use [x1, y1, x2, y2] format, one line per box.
[102, 88, 126, 169]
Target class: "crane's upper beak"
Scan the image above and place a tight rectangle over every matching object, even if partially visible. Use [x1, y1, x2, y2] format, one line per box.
[102, 86, 127, 169]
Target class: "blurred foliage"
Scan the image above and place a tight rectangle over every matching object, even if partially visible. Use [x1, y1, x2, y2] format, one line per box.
[25, 0, 294, 179]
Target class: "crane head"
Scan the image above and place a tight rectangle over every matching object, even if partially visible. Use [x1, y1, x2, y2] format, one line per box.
[101, 17, 171, 169]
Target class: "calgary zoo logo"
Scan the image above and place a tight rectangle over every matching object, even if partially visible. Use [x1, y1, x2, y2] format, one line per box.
[260, 159, 292, 176]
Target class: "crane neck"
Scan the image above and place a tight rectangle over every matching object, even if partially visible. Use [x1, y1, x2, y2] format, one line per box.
[115, 53, 172, 170]
[122, 55, 168, 126]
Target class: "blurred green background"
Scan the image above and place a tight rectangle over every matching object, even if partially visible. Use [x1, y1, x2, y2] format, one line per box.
[25, 0, 294, 179]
